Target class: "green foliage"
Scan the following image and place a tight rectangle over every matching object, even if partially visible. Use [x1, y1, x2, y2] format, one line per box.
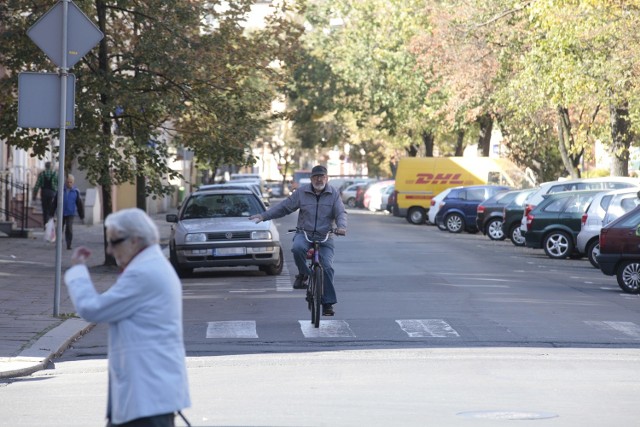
[0, 0, 304, 198]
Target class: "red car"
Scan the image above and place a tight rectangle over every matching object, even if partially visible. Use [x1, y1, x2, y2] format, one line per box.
[597, 204, 640, 293]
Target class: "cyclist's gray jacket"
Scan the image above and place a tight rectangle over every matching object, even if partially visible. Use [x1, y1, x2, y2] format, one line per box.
[261, 184, 347, 235]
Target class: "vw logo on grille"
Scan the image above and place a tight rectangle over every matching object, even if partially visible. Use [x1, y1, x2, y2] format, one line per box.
[225, 232, 233, 239]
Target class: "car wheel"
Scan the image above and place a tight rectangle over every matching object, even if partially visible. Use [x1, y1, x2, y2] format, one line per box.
[407, 207, 426, 225]
[260, 248, 284, 276]
[170, 247, 193, 278]
[346, 198, 356, 208]
[445, 213, 464, 233]
[543, 231, 573, 259]
[586, 239, 600, 268]
[509, 224, 526, 246]
[616, 260, 640, 294]
[486, 218, 505, 240]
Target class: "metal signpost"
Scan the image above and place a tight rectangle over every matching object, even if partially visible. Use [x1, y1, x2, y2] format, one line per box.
[20, 0, 103, 316]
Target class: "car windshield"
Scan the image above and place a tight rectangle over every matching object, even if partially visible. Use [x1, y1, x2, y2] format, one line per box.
[181, 193, 263, 219]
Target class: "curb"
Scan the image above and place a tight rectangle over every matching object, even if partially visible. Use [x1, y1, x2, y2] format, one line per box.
[0, 318, 94, 379]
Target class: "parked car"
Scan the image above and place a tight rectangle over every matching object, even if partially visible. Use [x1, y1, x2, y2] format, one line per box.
[476, 189, 528, 241]
[501, 188, 536, 246]
[435, 185, 511, 233]
[524, 190, 601, 259]
[364, 180, 395, 211]
[341, 183, 366, 208]
[265, 180, 289, 198]
[381, 184, 395, 213]
[519, 177, 640, 233]
[386, 188, 397, 213]
[166, 188, 283, 277]
[576, 188, 639, 268]
[597, 205, 640, 293]
[355, 182, 373, 208]
[427, 187, 458, 229]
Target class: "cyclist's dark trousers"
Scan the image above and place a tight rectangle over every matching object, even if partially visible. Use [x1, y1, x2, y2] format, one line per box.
[41, 189, 55, 226]
[292, 233, 336, 305]
[62, 215, 75, 249]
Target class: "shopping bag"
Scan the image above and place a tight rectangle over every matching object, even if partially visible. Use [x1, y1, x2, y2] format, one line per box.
[44, 218, 56, 243]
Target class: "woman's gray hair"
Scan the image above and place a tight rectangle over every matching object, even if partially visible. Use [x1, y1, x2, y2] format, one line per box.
[105, 208, 159, 247]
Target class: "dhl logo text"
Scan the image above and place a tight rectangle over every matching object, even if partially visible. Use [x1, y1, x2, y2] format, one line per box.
[414, 173, 464, 185]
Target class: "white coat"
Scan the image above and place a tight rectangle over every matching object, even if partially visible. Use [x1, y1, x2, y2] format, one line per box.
[64, 244, 191, 424]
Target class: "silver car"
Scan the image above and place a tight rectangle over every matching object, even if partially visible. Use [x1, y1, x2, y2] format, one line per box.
[576, 188, 640, 268]
[166, 189, 282, 277]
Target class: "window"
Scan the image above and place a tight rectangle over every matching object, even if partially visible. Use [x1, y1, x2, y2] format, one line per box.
[543, 197, 567, 213]
[466, 188, 486, 201]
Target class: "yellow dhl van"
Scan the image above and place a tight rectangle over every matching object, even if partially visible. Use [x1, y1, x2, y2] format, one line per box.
[395, 156, 534, 224]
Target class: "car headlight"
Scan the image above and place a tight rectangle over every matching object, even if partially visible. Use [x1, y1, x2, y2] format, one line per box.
[251, 230, 272, 240]
[185, 233, 207, 243]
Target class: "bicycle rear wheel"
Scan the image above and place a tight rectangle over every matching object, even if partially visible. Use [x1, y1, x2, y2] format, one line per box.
[313, 267, 323, 328]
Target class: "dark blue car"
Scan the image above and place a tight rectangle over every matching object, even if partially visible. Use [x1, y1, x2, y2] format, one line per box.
[435, 185, 511, 233]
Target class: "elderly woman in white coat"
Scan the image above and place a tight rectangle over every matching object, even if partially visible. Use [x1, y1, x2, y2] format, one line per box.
[65, 208, 190, 427]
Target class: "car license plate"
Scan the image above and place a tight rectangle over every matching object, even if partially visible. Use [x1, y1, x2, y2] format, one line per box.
[214, 247, 246, 256]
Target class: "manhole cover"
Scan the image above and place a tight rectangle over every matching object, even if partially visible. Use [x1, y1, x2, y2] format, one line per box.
[457, 411, 558, 420]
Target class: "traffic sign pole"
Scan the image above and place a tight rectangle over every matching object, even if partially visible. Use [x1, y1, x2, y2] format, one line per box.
[25, 0, 103, 316]
[53, 0, 70, 317]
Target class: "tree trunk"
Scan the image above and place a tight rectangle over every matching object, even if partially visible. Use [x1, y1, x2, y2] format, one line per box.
[97, 0, 116, 266]
[422, 130, 434, 157]
[405, 143, 419, 157]
[609, 101, 631, 177]
[556, 106, 580, 178]
[454, 130, 465, 156]
[477, 114, 493, 157]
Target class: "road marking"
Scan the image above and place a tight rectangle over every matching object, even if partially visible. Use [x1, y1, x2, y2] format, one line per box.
[206, 321, 258, 338]
[276, 263, 294, 292]
[585, 321, 640, 340]
[396, 319, 460, 338]
[299, 320, 355, 338]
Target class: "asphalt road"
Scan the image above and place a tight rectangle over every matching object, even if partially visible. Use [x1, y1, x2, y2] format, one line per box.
[2, 210, 640, 426]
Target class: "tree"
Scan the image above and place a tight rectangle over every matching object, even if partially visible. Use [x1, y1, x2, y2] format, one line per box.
[0, 0, 303, 263]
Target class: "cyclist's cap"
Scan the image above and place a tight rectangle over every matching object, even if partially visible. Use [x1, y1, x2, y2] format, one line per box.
[311, 165, 328, 177]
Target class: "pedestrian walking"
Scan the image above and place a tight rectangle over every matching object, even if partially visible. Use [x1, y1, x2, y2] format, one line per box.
[32, 161, 57, 227]
[51, 174, 85, 250]
[64, 208, 191, 427]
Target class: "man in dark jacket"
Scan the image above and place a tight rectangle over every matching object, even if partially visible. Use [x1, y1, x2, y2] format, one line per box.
[32, 161, 58, 227]
[250, 165, 347, 316]
[52, 174, 85, 250]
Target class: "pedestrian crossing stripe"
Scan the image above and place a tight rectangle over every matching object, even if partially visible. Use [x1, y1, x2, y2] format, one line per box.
[206, 321, 258, 338]
[204, 320, 640, 340]
[298, 320, 355, 338]
[584, 321, 640, 340]
[396, 319, 460, 338]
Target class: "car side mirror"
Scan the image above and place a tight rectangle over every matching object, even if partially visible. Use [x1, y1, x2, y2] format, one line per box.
[166, 214, 178, 223]
[636, 225, 640, 237]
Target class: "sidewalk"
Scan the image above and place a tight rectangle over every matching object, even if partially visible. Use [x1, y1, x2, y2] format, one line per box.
[0, 212, 173, 379]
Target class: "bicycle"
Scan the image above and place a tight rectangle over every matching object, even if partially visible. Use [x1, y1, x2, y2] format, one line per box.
[289, 228, 335, 328]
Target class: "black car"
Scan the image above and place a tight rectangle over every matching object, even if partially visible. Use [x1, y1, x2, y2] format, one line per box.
[524, 189, 602, 259]
[501, 188, 536, 246]
[476, 189, 530, 240]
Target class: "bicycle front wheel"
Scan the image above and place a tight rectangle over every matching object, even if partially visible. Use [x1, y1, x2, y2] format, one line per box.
[313, 267, 323, 328]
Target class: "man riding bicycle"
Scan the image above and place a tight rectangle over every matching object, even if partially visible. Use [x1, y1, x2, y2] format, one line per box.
[249, 165, 347, 316]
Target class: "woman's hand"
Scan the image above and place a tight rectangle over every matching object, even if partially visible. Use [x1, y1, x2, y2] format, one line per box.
[71, 246, 92, 265]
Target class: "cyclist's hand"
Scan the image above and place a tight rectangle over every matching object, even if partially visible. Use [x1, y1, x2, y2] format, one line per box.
[249, 214, 263, 223]
[335, 228, 346, 236]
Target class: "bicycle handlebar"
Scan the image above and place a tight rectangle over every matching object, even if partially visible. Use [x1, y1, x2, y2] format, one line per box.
[287, 228, 342, 243]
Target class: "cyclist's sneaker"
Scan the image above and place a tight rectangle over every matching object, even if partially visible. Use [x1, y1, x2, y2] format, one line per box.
[293, 274, 308, 289]
[322, 304, 335, 316]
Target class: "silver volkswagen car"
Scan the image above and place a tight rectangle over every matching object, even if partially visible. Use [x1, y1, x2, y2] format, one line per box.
[166, 188, 282, 277]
